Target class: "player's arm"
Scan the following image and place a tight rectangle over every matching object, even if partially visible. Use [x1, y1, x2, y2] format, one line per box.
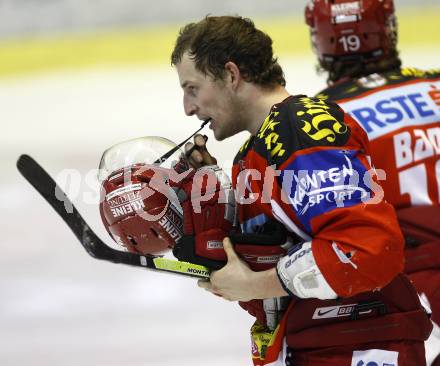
[200, 151, 404, 302]
[272, 99, 405, 299]
[202, 98, 404, 301]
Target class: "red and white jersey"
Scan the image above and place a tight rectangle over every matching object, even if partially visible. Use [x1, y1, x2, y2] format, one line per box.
[231, 95, 404, 297]
[230, 96, 433, 366]
[316, 68, 440, 209]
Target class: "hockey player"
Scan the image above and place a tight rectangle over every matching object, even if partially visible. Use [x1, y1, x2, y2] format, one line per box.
[305, 1, 440, 364]
[171, 15, 432, 366]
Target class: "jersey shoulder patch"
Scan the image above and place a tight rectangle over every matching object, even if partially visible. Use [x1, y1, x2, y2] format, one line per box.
[253, 95, 351, 167]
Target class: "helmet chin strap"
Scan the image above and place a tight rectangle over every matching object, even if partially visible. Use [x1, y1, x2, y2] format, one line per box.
[154, 118, 211, 164]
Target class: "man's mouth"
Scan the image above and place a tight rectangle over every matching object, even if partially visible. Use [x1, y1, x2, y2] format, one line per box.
[200, 117, 211, 129]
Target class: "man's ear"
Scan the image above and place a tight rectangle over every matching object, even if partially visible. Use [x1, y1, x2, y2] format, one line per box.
[224, 61, 241, 90]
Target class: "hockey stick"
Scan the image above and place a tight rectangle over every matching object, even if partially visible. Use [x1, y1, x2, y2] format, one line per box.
[16, 154, 210, 279]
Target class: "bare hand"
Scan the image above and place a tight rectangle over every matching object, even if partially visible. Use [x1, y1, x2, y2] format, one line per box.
[198, 237, 258, 302]
[197, 237, 289, 301]
[185, 134, 217, 169]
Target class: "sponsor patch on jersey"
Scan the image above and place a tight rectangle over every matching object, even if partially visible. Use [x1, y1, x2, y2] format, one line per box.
[351, 349, 398, 366]
[393, 125, 440, 170]
[279, 149, 372, 232]
[338, 80, 440, 140]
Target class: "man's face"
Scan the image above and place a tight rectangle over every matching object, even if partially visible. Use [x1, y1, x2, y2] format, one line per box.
[175, 52, 244, 141]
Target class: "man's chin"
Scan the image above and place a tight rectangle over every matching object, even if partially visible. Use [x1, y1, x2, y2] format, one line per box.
[214, 128, 241, 141]
[213, 128, 227, 141]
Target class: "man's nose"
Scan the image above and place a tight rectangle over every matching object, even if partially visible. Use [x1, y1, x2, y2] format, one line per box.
[184, 96, 197, 116]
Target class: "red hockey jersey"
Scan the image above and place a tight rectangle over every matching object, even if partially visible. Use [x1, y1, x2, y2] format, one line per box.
[316, 68, 440, 209]
[231, 95, 404, 298]
[231, 96, 432, 365]
[315, 69, 440, 331]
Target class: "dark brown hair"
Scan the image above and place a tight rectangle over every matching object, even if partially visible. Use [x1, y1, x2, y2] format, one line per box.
[171, 15, 286, 87]
[321, 49, 402, 83]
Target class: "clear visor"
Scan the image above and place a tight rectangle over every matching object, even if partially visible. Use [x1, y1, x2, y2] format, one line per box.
[98, 136, 188, 182]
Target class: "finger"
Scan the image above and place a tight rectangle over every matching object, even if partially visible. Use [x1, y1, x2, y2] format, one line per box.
[185, 141, 203, 161]
[194, 134, 208, 147]
[187, 156, 202, 170]
[200, 150, 217, 165]
[185, 142, 203, 168]
[191, 150, 204, 163]
[194, 134, 217, 165]
[185, 142, 201, 160]
[198, 278, 224, 298]
[197, 279, 212, 290]
[222, 237, 238, 262]
[184, 141, 194, 153]
[185, 142, 202, 161]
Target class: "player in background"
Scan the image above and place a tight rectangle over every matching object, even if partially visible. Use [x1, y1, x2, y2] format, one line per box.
[305, 0, 440, 364]
[172, 15, 432, 366]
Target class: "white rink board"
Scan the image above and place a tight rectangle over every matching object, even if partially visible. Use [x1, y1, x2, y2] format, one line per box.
[0, 48, 438, 366]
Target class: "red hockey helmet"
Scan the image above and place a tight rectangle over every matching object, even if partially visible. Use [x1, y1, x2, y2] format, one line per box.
[305, 0, 397, 66]
[98, 136, 193, 255]
[98, 136, 294, 272]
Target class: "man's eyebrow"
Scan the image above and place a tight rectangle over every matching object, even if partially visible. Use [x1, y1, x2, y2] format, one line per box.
[181, 81, 189, 88]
